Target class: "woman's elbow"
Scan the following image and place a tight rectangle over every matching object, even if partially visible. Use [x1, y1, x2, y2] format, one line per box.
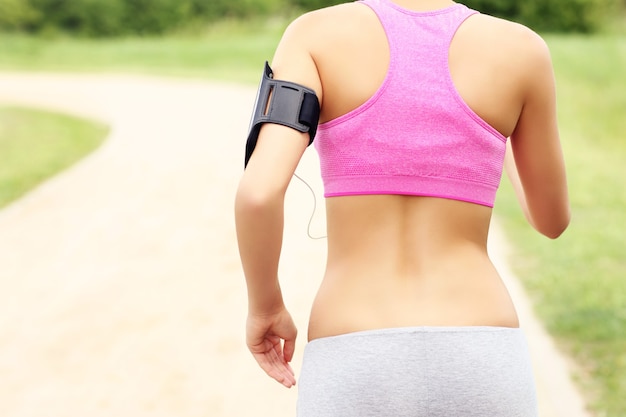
[534, 209, 571, 239]
[235, 182, 283, 219]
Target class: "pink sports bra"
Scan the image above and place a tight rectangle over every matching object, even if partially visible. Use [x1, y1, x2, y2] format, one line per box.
[314, 0, 507, 207]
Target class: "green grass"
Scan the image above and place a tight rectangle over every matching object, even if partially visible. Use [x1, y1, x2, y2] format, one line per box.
[0, 22, 624, 416]
[0, 107, 109, 208]
[0, 18, 288, 84]
[494, 35, 626, 416]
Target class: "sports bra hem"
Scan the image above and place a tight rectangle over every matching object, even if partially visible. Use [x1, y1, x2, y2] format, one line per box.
[324, 190, 494, 208]
[322, 174, 497, 207]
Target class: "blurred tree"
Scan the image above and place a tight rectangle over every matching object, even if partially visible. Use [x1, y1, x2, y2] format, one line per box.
[123, 0, 190, 34]
[460, 0, 517, 16]
[201, 0, 286, 20]
[289, 0, 618, 32]
[0, 0, 40, 30]
[28, 0, 126, 36]
[516, 0, 620, 32]
[0, 0, 619, 36]
[290, 0, 342, 9]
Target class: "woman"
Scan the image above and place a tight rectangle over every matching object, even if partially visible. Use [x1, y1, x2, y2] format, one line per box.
[235, 0, 570, 415]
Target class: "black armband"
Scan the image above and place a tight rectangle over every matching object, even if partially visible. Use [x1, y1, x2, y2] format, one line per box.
[244, 61, 320, 168]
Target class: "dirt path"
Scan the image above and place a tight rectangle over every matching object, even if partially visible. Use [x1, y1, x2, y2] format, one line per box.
[0, 73, 589, 417]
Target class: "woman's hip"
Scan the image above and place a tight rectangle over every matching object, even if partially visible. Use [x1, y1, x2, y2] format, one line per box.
[297, 326, 538, 417]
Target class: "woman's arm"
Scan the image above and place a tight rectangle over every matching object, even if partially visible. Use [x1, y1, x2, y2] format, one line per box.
[234, 13, 323, 387]
[503, 140, 533, 228]
[507, 31, 570, 239]
[235, 123, 306, 388]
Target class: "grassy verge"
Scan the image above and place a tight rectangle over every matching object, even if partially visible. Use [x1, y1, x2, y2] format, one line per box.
[0, 107, 109, 208]
[494, 35, 626, 416]
[0, 18, 288, 84]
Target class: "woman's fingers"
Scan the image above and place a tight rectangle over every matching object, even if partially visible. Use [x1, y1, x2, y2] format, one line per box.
[246, 309, 298, 387]
[253, 340, 296, 387]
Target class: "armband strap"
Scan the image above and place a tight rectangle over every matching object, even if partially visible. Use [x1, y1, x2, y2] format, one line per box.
[244, 61, 320, 168]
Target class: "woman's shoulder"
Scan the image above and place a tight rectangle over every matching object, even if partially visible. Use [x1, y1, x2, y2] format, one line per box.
[287, 5, 550, 57]
[467, 13, 551, 56]
[284, 2, 376, 42]
[457, 12, 553, 79]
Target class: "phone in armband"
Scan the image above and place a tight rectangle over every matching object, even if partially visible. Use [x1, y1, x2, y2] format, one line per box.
[244, 61, 320, 168]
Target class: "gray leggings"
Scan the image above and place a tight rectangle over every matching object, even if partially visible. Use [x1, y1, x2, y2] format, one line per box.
[297, 326, 538, 417]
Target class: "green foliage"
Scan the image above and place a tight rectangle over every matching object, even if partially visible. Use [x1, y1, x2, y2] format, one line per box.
[460, 0, 517, 16]
[29, 0, 203, 36]
[0, 0, 620, 35]
[466, 0, 620, 32]
[0, 0, 39, 30]
[291, 0, 620, 33]
[30, 0, 127, 36]
[290, 0, 343, 10]
[122, 0, 189, 35]
[202, 0, 287, 18]
[0, 0, 287, 37]
[514, 0, 620, 32]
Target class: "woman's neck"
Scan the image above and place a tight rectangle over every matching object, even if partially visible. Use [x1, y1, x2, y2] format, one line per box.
[387, 0, 456, 12]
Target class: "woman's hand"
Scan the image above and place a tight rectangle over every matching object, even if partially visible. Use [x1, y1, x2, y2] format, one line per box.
[246, 307, 298, 388]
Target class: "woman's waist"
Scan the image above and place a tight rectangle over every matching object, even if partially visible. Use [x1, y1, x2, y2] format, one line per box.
[308, 265, 519, 341]
[324, 244, 496, 282]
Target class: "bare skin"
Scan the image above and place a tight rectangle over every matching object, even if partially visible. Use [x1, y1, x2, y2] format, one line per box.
[235, 0, 570, 388]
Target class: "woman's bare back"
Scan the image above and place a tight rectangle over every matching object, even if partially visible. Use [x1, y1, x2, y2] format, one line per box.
[274, 2, 556, 340]
[236, 0, 568, 388]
